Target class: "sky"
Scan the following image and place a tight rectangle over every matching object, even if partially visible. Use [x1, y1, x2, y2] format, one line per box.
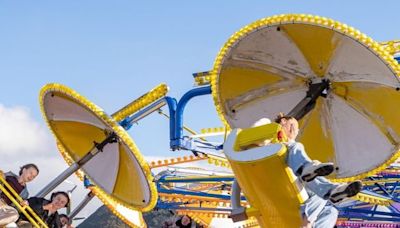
[1, 1, 399, 226]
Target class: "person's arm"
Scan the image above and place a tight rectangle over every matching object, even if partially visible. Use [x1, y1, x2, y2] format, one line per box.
[18, 197, 44, 222]
[27, 197, 45, 212]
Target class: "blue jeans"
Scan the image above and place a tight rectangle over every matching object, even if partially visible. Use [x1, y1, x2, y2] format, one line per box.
[286, 142, 339, 198]
[286, 142, 339, 227]
[301, 192, 338, 228]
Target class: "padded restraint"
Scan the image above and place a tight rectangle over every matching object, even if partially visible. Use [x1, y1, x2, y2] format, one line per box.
[234, 123, 287, 151]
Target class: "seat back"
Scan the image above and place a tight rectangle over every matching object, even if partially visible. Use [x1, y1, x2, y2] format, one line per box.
[224, 125, 308, 228]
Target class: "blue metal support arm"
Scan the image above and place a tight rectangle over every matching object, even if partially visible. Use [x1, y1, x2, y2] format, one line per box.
[119, 96, 177, 143]
[171, 85, 212, 150]
[368, 177, 393, 198]
[158, 188, 236, 201]
[164, 96, 177, 144]
[120, 98, 167, 130]
[158, 176, 234, 183]
[339, 208, 400, 221]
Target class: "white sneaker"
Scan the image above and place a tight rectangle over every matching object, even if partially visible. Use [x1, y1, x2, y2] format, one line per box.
[300, 160, 335, 182]
[329, 180, 362, 203]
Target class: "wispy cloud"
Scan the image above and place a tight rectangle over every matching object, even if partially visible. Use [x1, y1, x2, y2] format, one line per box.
[0, 104, 55, 158]
[0, 104, 101, 225]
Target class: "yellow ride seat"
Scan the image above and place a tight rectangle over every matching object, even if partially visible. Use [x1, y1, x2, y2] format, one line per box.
[224, 123, 308, 228]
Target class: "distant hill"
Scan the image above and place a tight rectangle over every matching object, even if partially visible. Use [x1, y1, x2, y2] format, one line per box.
[77, 206, 177, 228]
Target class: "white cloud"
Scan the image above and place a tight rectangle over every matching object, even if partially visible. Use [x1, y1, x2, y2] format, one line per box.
[0, 104, 101, 226]
[0, 104, 55, 158]
[0, 104, 235, 226]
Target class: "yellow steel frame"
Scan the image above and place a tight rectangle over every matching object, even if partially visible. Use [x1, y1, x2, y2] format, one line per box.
[0, 174, 48, 228]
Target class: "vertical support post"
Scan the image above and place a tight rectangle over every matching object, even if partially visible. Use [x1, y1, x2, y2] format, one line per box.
[172, 86, 211, 150]
[231, 180, 242, 210]
[164, 97, 177, 148]
[69, 191, 95, 221]
[230, 179, 248, 222]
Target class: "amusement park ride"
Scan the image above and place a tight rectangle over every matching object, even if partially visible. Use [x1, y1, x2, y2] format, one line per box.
[2, 13, 400, 227]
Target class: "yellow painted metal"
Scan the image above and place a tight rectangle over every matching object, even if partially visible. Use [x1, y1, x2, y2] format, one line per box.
[164, 175, 234, 182]
[282, 24, 338, 77]
[210, 13, 400, 184]
[159, 193, 234, 205]
[51, 121, 106, 160]
[40, 83, 158, 214]
[234, 123, 285, 151]
[329, 81, 400, 182]
[219, 66, 282, 102]
[200, 127, 226, 134]
[112, 83, 169, 122]
[354, 192, 393, 206]
[333, 82, 400, 145]
[362, 178, 400, 185]
[193, 71, 212, 86]
[148, 154, 208, 168]
[0, 174, 48, 228]
[297, 99, 336, 164]
[184, 212, 213, 226]
[112, 144, 146, 205]
[207, 155, 231, 168]
[228, 127, 306, 228]
[381, 40, 400, 55]
[57, 144, 147, 228]
[229, 150, 304, 227]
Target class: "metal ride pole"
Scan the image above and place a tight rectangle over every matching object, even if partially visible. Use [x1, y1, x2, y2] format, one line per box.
[69, 191, 95, 221]
[176, 207, 232, 212]
[288, 80, 330, 120]
[172, 85, 212, 150]
[36, 132, 118, 198]
[231, 180, 242, 210]
[119, 98, 167, 130]
[230, 179, 248, 222]
[66, 184, 77, 215]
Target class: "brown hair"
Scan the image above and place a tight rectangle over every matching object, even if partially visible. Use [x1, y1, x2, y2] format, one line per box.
[274, 113, 295, 124]
[50, 191, 70, 207]
[19, 164, 39, 176]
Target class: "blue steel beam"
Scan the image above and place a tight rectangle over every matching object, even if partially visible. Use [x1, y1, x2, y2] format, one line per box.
[157, 188, 248, 201]
[171, 86, 212, 150]
[164, 96, 178, 144]
[340, 208, 400, 219]
[159, 177, 234, 183]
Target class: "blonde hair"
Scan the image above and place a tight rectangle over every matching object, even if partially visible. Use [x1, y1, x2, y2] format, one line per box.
[274, 113, 295, 124]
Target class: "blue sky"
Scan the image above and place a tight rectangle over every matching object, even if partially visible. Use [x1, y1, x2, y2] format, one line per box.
[1, 1, 399, 158]
[1, 0, 399, 224]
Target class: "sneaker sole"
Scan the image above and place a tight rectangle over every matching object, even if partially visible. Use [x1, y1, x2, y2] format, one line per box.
[330, 181, 362, 203]
[301, 165, 335, 182]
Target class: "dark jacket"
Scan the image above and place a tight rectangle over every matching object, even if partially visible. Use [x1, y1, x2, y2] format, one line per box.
[19, 197, 61, 228]
[3, 171, 29, 199]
